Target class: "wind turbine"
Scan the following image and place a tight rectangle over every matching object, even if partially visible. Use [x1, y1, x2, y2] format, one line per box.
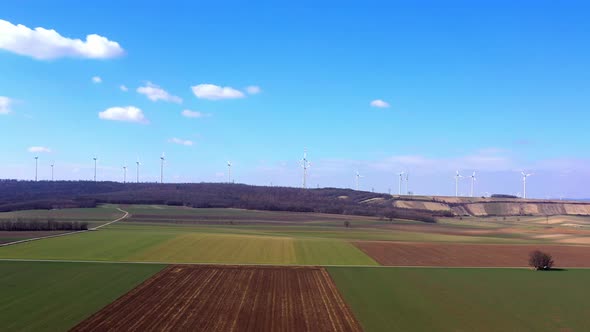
[398, 171, 405, 195]
[123, 165, 127, 183]
[300, 149, 311, 189]
[93, 157, 97, 182]
[521, 171, 533, 199]
[50, 161, 55, 181]
[227, 161, 232, 183]
[136, 157, 141, 183]
[455, 170, 463, 197]
[160, 153, 165, 184]
[469, 171, 477, 197]
[405, 173, 409, 195]
[355, 171, 364, 191]
[34, 156, 39, 181]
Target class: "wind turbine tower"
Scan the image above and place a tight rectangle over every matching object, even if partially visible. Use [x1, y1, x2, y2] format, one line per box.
[136, 158, 141, 183]
[405, 173, 409, 195]
[34, 156, 39, 181]
[355, 171, 364, 191]
[469, 171, 477, 197]
[455, 170, 463, 197]
[160, 153, 165, 184]
[50, 161, 55, 181]
[227, 161, 232, 183]
[398, 172, 405, 195]
[300, 149, 311, 189]
[93, 157, 97, 182]
[123, 165, 127, 183]
[522, 171, 533, 199]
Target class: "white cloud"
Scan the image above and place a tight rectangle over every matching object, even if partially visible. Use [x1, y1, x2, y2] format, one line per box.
[181, 110, 208, 118]
[168, 137, 193, 146]
[137, 82, 182, 103]
[191, 84, 245, 100]
[0, 96, 13, 114]
[120, 85, 128, 92]
[370, 99, 390, 108]
[98, 106, 147, 124]
[28, 146, 51, 153]
[246, 85, 261, 95]
[0, 19, 124, 60]
[92, 76, 102, 83]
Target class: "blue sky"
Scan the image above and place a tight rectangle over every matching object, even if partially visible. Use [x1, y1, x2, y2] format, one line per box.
[1, 1, 589, 198]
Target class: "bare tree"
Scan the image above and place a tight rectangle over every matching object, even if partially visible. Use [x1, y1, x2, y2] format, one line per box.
[529, 250, 554, 270]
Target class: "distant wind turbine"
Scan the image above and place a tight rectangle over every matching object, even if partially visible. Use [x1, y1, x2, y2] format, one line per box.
[50, 161, 55, 181]
[136, 157, 141, 183]
[300, 149, 311, 189]
[93, 157, 97, 182]
[405, 173, 409, 195]
[398, 171, 405, 195]
[123, 165, 127, 183]
[34, 156, 39, 181]
[227, 161, 232, 183]
[355, 171, 364, 191]
[160, 153, 165, 184]
[455, 170, 463, 197]
[469, 171, 477, 197]
[522, 171, 533, 199]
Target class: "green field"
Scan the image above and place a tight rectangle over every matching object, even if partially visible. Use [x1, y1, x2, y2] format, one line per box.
[0, 261, 164, 332]
[0, 205, 124, 228]
[0, 225, 376, 265]
[328, 267, 590, 332]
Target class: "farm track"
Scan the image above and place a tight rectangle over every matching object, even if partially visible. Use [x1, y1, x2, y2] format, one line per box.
[0, 208, 129, 247]
[70, 265, 362, 332]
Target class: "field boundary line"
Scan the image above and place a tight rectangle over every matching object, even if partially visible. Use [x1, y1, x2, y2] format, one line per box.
[1, 258, 589, 269]
[0, 207, 129, 247]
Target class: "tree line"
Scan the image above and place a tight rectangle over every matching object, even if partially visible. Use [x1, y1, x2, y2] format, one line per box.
[0, 219, 88, 231]
[0, 180, 446, 222]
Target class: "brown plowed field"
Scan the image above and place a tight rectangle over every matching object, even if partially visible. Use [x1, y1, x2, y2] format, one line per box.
[71, 265, 362, 332]
[354, 241, 590, 267]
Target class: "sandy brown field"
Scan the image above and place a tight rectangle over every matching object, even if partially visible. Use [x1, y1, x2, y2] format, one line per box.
[71, 265, 362, 332]
[354, 241, 590, 267]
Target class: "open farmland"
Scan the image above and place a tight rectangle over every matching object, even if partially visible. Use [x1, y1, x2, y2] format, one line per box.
[354, 241, 590, 267]
[0, 261, 164, 332]
[328, 267, 590, 331]
[123, 205, 381, 226]
[0, 205, 125, 228]
[72, 265, 362, 332]
[0, 225, 377, 265]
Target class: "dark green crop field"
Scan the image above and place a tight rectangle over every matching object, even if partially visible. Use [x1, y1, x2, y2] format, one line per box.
[0, 261, 164, 332]
[328, 267, 590, 332]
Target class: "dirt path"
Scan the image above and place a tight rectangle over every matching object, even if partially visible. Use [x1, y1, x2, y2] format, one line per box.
[0, 207, 129, 247]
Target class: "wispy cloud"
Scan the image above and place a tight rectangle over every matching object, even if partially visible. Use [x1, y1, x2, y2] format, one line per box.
[0, 19, 124, 60]
[98, 106, 148, 124]
[370, 99, 390, 108]
[168, 137, 193, 146]
[0, 96, 13, 114]
[181, 110, 209, 118]
[119, 85, 128, 92]
[92, 76, 102, 83]
[191, 84, 245, 100]
[137, 82, 182, 103]
[28, 146, 52, 153]
[246, 85, 261, 95]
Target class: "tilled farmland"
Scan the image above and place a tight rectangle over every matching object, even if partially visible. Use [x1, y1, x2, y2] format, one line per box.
[71, 265, 362, 332]
[354, 241, 590, 267]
